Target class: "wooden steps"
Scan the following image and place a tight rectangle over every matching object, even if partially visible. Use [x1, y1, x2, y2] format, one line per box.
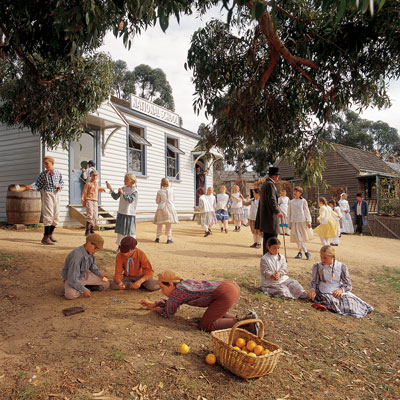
[68, 204, 116, 229]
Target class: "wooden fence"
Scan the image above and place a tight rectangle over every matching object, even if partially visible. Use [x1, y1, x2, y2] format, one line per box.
[368, 215, 400, 239]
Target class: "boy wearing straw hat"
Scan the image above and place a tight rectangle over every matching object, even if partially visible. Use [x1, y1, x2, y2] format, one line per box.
[62, 233, 110, 299]
[26, 156, 64, 245]
[140, 270, 259, 334]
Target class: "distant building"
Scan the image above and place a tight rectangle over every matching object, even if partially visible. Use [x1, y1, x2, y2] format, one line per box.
[276, 143, 399, 213]
[214, 170, 260, 195]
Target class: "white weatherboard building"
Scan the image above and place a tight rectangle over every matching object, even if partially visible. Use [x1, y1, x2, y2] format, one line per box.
[0, 94, 215, 226]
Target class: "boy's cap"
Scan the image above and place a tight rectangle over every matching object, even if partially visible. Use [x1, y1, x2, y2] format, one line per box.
[86, 233, 104, 250]
[120, 236, 137, 253]
[90, 169, 98, 176]
[157, 270, 182, 283]
[88, 160, 96, 166]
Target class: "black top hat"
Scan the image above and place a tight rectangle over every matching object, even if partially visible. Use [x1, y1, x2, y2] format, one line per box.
[268, 166, 280, 176]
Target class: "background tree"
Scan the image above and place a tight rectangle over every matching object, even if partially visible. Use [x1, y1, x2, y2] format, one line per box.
[111, 61, 175, 110]
[1, 0, 396, 168]
[134, 64, 175, 110]
[321, 110, 400, 155]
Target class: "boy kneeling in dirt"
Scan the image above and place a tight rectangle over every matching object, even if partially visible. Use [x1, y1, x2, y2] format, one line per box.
[111, 236, 159, 291]
[62, 233, 110, 299]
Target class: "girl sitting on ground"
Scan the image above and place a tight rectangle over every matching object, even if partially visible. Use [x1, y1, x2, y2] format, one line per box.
[260, 237, 307, 299]
[307, 245, 373, 318]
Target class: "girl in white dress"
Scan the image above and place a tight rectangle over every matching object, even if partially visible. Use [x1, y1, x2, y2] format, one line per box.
[278, 189, 290, 235]
[198, 187, 216, 237]
[153, 178, 178, 244]
[242, 194, 251, 226]
[260, 237, 307, 299]
[288, 186, 313, 260]
[230, 185, 244, 232]
[245, 188, 262, 248]
[338, 193, 354, 234]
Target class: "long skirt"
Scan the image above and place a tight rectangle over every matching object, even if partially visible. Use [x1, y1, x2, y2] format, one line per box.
[230, 207, 244, 221]
[314, 218, 337, 239]
[260, 278, 306, 300]
[314, 290, 373, 318]
[290, 222, 313, 243]
[341, 212, 354, 234]
[199, 211, 216, 226]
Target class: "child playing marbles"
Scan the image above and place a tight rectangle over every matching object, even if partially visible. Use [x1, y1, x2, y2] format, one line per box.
[111, 236, 159, 291]
[260, 237, 307, 299]
[140, 270, 259, 333]
[307, 245, 373, 318]
[62, 233, 110, 299]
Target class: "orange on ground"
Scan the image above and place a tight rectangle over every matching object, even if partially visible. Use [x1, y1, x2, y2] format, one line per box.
[246, 340, 257, 352]
[253, 345, 264, 356]
[205, 353, 216, 365]
[179, 344, 190, 354]
[235, 338, 246, 348]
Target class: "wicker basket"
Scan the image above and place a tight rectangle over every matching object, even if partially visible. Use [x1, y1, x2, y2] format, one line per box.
[211, 319, 282, 379]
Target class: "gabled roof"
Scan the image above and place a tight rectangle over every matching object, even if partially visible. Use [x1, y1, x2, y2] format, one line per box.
[335, 144, 395, 175]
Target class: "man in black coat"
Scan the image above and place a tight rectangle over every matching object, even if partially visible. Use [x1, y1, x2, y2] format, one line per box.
[255, 167, 283, 255]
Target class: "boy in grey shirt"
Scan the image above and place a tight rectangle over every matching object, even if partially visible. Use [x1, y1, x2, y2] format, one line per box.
[62, 233, 110, 299]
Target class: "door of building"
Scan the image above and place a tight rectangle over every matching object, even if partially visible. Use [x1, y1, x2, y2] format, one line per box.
[69, 127, 100, 205]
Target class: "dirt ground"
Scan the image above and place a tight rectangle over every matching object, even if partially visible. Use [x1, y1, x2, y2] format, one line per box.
[0, 221, 399, 400]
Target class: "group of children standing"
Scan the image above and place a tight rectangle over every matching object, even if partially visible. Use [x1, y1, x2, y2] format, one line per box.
[197, 185, 263, 247]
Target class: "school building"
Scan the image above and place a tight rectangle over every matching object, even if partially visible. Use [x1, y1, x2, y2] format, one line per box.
[0, 94, 219, 227]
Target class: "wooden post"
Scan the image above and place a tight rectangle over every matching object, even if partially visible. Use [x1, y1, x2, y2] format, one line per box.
[376, 175, 380, 215]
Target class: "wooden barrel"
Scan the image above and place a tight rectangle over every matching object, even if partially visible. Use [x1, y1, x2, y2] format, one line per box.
[6, 189, 42, 225]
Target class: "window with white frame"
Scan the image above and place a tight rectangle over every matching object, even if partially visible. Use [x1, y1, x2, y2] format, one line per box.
[128, 125, 151, 175]
[166, 136, 185, 179]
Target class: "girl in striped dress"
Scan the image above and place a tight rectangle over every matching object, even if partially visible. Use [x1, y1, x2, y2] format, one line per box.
[307, 245, 373, 318]
[230, 185, 244, 232]
[106, 173, 138, 250]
